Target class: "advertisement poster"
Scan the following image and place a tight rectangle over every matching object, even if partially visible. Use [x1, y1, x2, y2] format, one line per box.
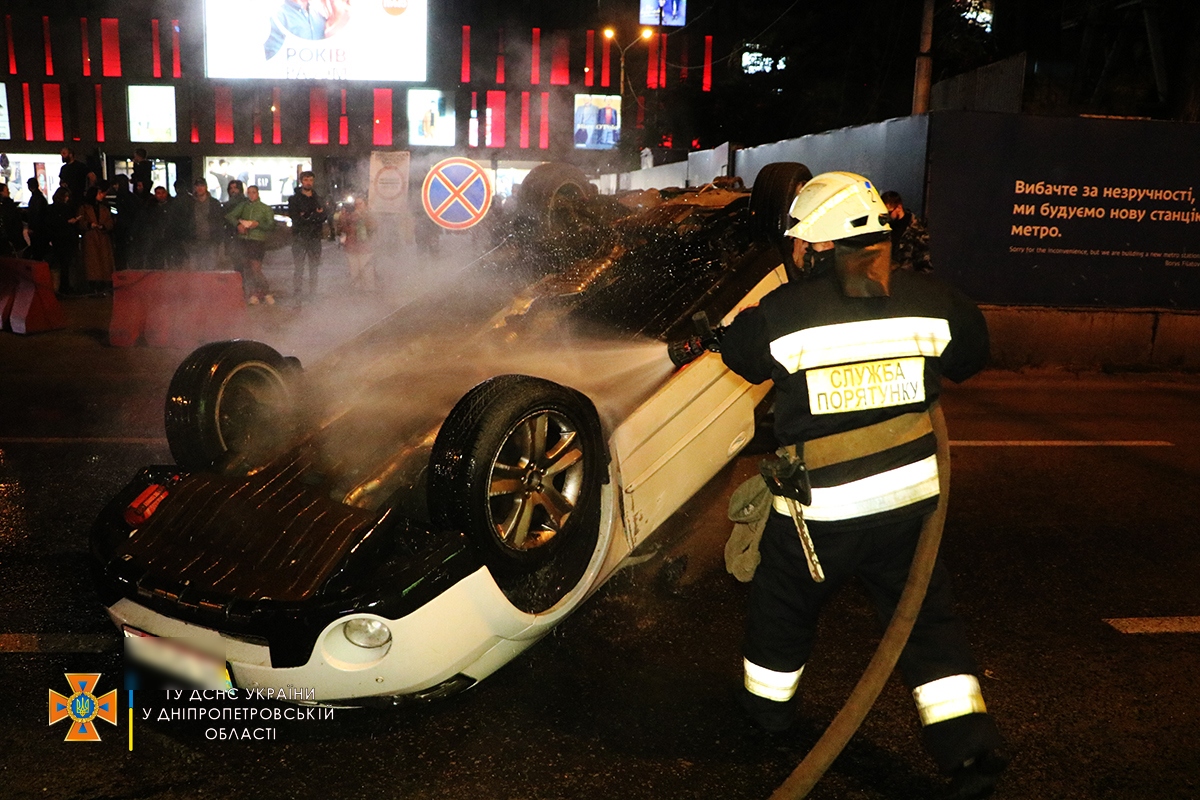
[573, 95, 621, 150]
[0, 84, 10, 140]
[204, 0, 428, 82]
[407, 89, 455, 147]
[127, 86, 178, 143]
[201, 155, 312, 205]
[928, 111, 1200, 308]
[369, 150, 410, 214]
[0, 153, 59, 204]
[639, 0, 686, 26]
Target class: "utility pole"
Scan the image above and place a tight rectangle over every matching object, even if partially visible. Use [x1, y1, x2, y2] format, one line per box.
[912, 0, 935, 114]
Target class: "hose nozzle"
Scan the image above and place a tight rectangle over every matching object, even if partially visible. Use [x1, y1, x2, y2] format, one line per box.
[668, 312, 724, 368]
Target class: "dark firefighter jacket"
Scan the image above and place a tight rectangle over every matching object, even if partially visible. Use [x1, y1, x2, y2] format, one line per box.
[720, 266, 989, 530]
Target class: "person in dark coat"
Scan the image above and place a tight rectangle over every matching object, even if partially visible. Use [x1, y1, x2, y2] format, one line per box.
[77, 185, 116, 293]
[24, 177, 51, 260]
[47, 188, 81, 293]
[131, 148, 153, 200]
[58, 148, 91, 212]
[721, 172, 1005, 799]
[0, 183, 23, 255]
[187, 178, 228, 270]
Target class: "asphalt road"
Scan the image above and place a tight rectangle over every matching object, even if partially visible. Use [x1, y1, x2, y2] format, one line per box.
[1, 284, 1198, 799]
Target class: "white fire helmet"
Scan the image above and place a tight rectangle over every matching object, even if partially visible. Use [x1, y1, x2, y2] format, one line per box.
[784, 171, 891, 243]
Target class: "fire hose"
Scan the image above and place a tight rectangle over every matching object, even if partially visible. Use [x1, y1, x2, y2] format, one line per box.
[770, 401, 951, 800]
[668, 319, 953, 799]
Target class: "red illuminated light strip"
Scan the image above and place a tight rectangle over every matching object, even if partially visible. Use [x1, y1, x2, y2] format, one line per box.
[43, 16, 53, 76]
[338, 88, 348, 145]
[461, 25, 470, 83]
[272, 87, 282, 144]
[80, 18, 91, 76]
[550, 32, 569, 86]
[585, 30, 594, 88]
[214, 86, 233, 144]
[519, 91, 530, 148]
[100, 18, 121, 77]
[601, 35, 610, 87]
[703, 35, 713, 92]
[171, 19, 181, 77]
[496, 28, 505, 84]
[530, 28, 540, 85]
[373, 88, 392, 146]
[539, 92, 549, 150]
[5, 16, 16, 74]
[22, 83, 33, 140]
[658, 33, 667, 88]
[43, 84, 64, 141]
[486, 90, 505, 147]
[646, 35, 657, 89]
[310, 87, 329, 145]
[94, 84, 105, 142]
[151, 19, 161, 78]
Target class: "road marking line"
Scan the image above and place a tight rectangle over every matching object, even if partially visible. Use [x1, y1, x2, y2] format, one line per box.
[951, 440, 1173, 447]
[1104, 617, 1200, 634]
[0, 437, 167, 445]
[0, 633, 118, 653]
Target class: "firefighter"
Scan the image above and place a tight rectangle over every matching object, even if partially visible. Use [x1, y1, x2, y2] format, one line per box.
[719, 172, 1007, 798]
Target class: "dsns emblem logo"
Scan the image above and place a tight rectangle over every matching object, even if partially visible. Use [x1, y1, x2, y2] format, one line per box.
[49, 673, 118, 742]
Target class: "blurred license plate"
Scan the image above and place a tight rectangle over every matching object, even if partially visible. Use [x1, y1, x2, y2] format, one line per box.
[123, 626, 233, 690]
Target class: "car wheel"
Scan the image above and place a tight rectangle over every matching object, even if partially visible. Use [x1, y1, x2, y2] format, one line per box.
[428, 375, 605, 613]
[164, 340, 302, 473]
[750, 161, 813, 271]
[517, 162, 593, 235]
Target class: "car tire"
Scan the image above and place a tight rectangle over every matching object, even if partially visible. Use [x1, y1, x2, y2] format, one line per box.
[516, 162, 593, 235]
[428, 375, 605, 613]
[750, 161, 813, 271]
[164, 340, 302, 472]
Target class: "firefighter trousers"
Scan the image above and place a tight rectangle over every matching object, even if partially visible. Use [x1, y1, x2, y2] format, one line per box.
[744, 509, 1003, 771]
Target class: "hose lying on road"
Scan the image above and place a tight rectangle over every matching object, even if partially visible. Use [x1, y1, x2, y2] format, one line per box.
[770, 402, 952, 800]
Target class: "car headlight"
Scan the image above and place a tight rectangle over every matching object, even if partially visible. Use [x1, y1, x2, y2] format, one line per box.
[343, 618, 392, 649]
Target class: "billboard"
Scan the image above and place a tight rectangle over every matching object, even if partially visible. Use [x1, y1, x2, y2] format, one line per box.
[127, 86, 178, 143]
[639, 0, 687, 26]
[0, 153, 60, 204]
[573, 94, 620, 150]
[928, 111, 1200, 308]
[0, 84, 10, 140]
[407, 89, 455, 147]
[203, 0, 428, 82]
[201, 155, 313, 205]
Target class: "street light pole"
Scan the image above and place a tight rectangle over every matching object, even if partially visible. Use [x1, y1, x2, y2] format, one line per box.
[603, 27, 653, 100]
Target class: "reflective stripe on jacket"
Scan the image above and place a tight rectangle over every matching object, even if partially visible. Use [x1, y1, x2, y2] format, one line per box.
[721, 268, 988, 525]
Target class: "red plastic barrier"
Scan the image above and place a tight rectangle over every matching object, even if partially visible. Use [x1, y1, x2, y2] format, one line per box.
[0, 257, 66, 334]
[110, 270, 247, 348]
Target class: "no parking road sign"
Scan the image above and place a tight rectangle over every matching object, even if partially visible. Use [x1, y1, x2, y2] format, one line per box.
[421, 157, 493, 230]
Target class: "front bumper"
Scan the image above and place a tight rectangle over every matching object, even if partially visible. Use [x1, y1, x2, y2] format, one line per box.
[107, 564, 544, 703]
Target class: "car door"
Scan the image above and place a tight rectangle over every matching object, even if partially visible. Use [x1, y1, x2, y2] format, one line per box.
[609, 265, 787, 547]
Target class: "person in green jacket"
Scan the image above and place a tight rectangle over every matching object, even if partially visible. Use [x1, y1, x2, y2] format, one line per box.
[226, 184, 276, 304]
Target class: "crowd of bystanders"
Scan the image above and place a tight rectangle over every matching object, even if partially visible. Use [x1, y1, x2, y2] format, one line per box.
[0, 148, 387, 306]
